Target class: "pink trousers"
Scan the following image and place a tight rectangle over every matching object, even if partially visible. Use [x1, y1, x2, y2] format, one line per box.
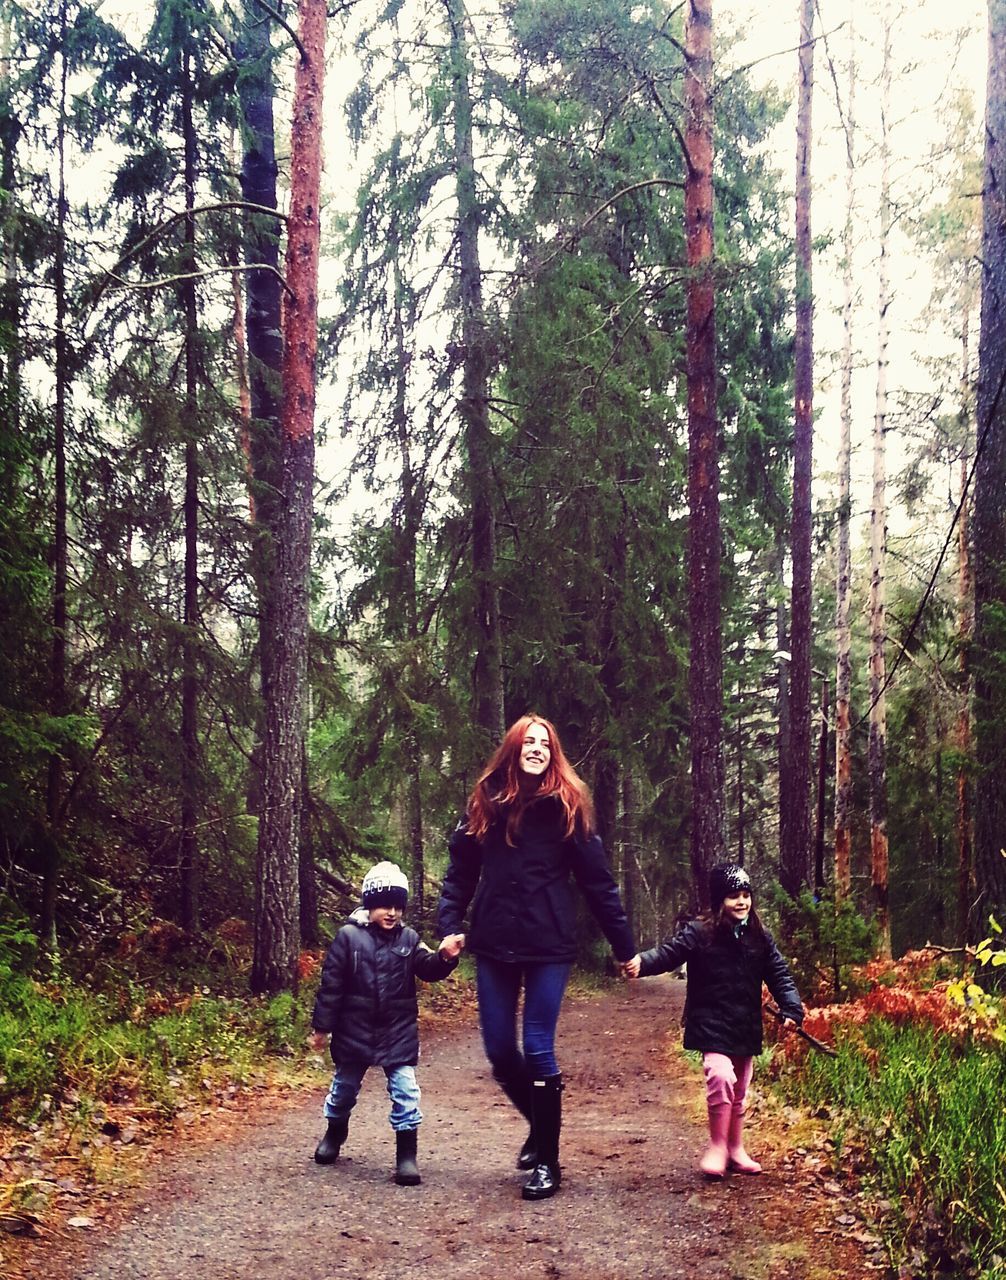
[701, 1052, 754, 1112]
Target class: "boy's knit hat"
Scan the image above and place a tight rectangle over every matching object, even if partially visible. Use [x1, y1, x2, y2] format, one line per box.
[361, 861, 409, 910]
[709, 863, 752, 912]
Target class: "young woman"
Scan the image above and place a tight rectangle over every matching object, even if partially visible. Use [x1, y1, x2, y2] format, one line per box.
[623, 863, 804, 1178]
[437, 714, 635, 1201]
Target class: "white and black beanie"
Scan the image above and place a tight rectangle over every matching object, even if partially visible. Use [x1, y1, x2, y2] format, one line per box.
[708, 863, 752, 913]
[361, 861, 409, 910]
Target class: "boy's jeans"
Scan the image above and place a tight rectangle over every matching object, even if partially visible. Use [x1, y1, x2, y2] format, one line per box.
[324, 1062, 422, 1131]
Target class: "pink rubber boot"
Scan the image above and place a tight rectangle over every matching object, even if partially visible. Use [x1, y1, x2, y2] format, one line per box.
[699, 1103, 730, 1179]
[727, 1107, 762, 1174]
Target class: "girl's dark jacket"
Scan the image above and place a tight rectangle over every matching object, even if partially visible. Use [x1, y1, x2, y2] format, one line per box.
[436, 795, 635, 965]
[311, 909, 458, 1066]
[638, 918, 804, 1057]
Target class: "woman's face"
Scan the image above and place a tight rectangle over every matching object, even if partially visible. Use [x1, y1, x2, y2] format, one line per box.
[518, 722, 551, 777]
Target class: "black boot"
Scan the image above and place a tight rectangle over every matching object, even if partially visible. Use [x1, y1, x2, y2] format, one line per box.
[314, 1117, 348, 1165]
[394, 1128, 421, 1186]
[521, 1075, 562, 1201]
[494, 1067, 537, 1170]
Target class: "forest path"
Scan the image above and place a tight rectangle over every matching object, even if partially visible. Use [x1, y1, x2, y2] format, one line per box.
[43, 978, 873, 1280]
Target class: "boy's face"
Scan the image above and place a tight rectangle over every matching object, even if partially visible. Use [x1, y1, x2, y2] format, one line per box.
[369, 905, 403, 930]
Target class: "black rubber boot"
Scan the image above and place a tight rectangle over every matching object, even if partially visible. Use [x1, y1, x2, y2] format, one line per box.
[394, 1128, 421, 1186]
[314, 1117, 348, 1165]
[521, 1075, 562, 1201]
[494, 1067, 537, 1170]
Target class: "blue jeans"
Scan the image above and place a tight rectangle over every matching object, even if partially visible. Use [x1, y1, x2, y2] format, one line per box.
[476, 956, 571, 1079]
[323, 1062, 422, 1131]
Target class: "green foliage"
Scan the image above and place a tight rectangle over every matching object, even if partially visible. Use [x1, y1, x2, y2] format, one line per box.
[766, 887, 876, 1001]
[775, 1020, 1006, 1279]
[0, 959, 316, 1119]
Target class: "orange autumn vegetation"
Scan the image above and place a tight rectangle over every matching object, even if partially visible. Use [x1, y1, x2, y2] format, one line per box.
[771, 947, 1003, 1065]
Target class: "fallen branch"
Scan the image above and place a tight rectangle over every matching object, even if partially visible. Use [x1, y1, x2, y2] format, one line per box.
[765, 1003, 838, 1057]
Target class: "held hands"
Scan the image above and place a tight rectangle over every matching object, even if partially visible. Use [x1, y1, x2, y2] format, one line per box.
[309, 1030, 329, 1053]
[439, 932, 466, 960]
[621, 954, 641, 979]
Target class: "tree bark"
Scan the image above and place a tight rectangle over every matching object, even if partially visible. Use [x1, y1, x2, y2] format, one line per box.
[782, 0, 815, 900]
[973, 0, 1006, 940]
[41, 2, 69, 954]
[180, 41, 200, 934]
[235, 0, 283, 839]
[620, 768, 637, 939]
[444, 0, 504, 747]
[814, 676, 828, 895]
[298, 738, 320, 947]
[251, 0, 326, 994]
[392, 249, 426, 920]
[0, 7, 19, 424]
[684, 0, 725, 906]
[869, 9, 892, 960]
[833, 20, 856, 902]
[957, 400, 974, 944]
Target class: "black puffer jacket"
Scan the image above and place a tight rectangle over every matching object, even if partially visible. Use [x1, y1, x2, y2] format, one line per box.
[638, 918, 803, 1057]
[437, 796, 635, 965]
[311, 910, 458, 1066]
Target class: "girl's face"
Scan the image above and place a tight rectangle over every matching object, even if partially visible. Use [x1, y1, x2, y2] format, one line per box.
[518, 723, 551, 777]
[722, 890, 752, 924]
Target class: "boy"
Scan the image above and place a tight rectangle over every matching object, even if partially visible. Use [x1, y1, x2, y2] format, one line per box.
[310, 861, 465, 1185]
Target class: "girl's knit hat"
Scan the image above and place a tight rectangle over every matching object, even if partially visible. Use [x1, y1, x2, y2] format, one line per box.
[709, 863, 752, 912]
[361, 861, 409, 910]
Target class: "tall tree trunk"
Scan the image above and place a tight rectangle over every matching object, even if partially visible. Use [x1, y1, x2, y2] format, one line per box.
[0, 6, 19, 425]
[235, 0, 283, 836]
[869, 9, 892, 960]
[392, 250, 426, 919]
[444, 0, 503, 746]
[180, 43, 200, 934]
[251, 0, 326, 994]
[236, 3, 283, 526]
[298, 737, 320, 947]
[782, 0, 815, 899]
[41, 3, 69, 954]
[775, 531, 790, 866]
[973, 0, 1006, 940]
[229, 134, 255, 523]
[620, 768, 637, 939]
[833, 22, 856, 902]
[684, 0, 725, 906]
[735, 669, 745, 866]
[814, 676, 828, 894]
[956, 322, 974, 943]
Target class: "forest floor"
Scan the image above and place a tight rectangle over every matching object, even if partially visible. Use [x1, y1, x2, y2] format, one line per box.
[9, 977, 886, 1280]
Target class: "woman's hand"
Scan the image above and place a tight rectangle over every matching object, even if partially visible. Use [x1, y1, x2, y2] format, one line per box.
[621, 954, 641, 979]
[439, 932, 466, 959]
[309, 1030, 329, 1053]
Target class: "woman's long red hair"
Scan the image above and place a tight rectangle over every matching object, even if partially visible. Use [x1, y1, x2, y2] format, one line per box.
[465, 714, 594, 844]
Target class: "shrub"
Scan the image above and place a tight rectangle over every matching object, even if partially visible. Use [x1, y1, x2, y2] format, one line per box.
[764, 887, 875, 1001]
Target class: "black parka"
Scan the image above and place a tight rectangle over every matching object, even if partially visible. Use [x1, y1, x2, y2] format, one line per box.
[436, 796, 635, 965]
[311, 910, 458, 1066]
[637, 918, 803, 1057]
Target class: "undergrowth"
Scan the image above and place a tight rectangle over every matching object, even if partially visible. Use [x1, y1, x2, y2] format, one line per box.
[0, 917, 316, 1124]
[771, 952, 1006, 1280]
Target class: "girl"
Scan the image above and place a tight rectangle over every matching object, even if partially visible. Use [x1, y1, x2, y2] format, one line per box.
[437, 714, 635, 1201]
[623, 863, 803, 1179]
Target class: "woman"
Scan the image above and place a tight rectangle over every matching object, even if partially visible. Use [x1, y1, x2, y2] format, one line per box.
[437, 714, 635, 1200]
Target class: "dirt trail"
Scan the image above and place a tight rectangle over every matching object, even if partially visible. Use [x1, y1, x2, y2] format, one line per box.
[41, 978, 873, 1280]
